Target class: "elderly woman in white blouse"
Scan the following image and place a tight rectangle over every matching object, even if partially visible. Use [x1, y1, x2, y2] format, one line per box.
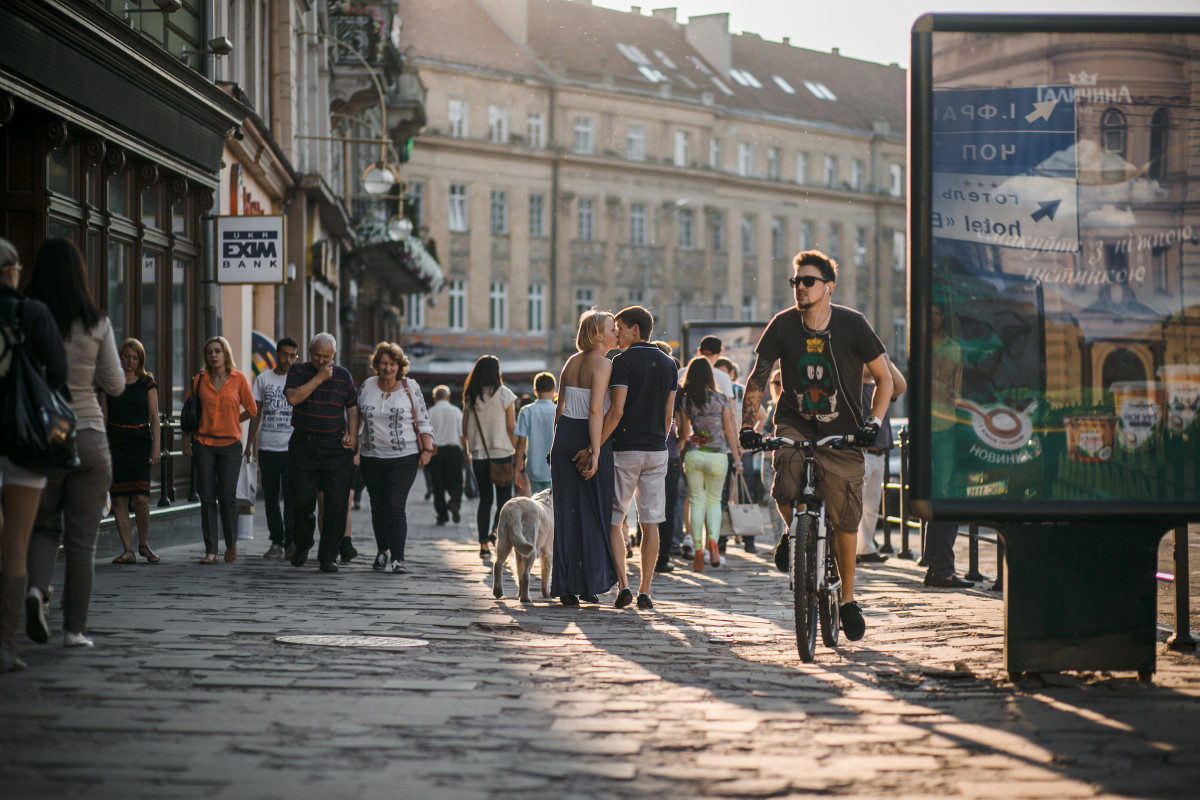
[356, 342, 434, 574]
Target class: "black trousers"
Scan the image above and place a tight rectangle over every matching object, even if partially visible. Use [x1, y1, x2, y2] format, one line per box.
[360, 454, 420, 561]
[193, 441, 242, 554]
[288, 436, 354, 565]
[472, 457, 513, 544]
[429, 445, 463, 521]
[655, 456, 682, 568]
[258, 449, 294, 547]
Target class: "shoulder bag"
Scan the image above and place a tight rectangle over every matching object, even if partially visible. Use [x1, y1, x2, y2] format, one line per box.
[403, 378, 435, 457]
[179, 373, 202, 433]
[471, 397, 513, 488]
[0, 299, 79, 474]
[723, 467, 764, 538]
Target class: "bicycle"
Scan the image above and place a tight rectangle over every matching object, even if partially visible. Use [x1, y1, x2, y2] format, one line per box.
[749, 434, 857, 662]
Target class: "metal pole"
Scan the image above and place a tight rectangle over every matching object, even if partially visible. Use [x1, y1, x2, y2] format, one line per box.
[1167, 524, 1196, 650]
[992, 539, 1004, 592]
[965, 521, 984, 582]
[157, 414, 172, 508]
[898, 427, 914, 559]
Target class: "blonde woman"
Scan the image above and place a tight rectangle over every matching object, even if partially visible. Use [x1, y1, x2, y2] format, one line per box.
[103, 338, 161, 564]
[182, 336, 256, 565]
[549, 310, 620, 606]
[356, 342, 434, 574]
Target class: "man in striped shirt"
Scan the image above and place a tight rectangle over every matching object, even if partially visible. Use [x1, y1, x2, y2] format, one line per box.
[285, 332, 359, 573]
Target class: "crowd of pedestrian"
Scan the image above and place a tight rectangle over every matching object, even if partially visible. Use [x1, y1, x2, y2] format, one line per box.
[0, 239, 974, 669]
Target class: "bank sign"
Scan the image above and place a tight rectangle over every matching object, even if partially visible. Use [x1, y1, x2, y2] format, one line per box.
[216, 215, 286, 285]
[932, 87, 1080, 253]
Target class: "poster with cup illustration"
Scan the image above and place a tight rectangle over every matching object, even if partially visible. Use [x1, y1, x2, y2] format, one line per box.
[913, 23, 1200, 515]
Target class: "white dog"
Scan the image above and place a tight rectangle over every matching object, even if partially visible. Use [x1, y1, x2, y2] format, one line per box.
[492, 488, 553, 603]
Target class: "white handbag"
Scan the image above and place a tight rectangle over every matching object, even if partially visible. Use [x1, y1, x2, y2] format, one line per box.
[724, 470, 763, 537]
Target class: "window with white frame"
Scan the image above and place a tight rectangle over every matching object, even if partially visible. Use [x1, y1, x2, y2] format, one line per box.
[448, 184, 467, 232]
[709, 137, 721, 169]
[796, 152, 809, 184]
[677, 208, 694, 250]
[828, 223, 841, 261]
[487, 105, 508, 143]
[851, 159, 864, 191]
[737, 142, 753, 177]
[893, 230, 906, 271]
[405, 293, 425, 329]
[627, 123, 646, 161]
[799, 220, 813, 251]
[767, 147, 781, 180]
[527, 283, 545, 333]
[771, 217, 785, 259]
[527, 112, 545, 148]
[448, 279, 466, 331]
[855, 227, 868, 268]
[741, 214, 755, 256]
[630, 203, 647, 246]
[408, 182, 425, 226]
[574, 286, 595, 320]
[627, 288, 646, 306]
[889, 163, 904, 197]
[529, 194, 546, 238]
[490, 190, 507, 235]
[489, 281, 507, 332]
[823, 155, 837, 187]
[711, 211, 725, 253]
[448, 99, 467, 138]
[674, 130, 690, 167]
[573, 115, 595, 154]
[578, 199, 594, 242]
[742, 295, 755, 321]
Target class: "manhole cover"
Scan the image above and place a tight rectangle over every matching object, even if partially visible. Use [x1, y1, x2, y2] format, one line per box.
[275, 634, 429, 650]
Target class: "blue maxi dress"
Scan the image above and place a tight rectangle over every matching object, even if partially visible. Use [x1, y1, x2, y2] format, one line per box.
[550, 386, 618, 598]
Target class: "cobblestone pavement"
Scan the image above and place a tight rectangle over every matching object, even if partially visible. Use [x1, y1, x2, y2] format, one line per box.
[1, 494, 1198, 800]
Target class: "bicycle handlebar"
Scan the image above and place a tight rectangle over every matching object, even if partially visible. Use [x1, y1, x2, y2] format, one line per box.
[752, 434, 858, 452]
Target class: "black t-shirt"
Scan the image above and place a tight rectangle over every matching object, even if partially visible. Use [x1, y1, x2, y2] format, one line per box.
[106, 375, 157, 427]
[752, 305, 885, 437]
[609, 341, 678, 451]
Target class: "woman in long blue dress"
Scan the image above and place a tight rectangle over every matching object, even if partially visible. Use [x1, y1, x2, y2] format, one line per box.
[550, 310, 619, 606]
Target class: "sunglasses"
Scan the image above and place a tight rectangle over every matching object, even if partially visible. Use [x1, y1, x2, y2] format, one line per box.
[788, 275, 830, 288]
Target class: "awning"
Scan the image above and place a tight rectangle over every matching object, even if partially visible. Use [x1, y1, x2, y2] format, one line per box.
[357, 236, 444, 294]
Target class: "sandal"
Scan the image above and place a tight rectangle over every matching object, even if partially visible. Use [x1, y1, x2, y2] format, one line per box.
[112, 551, 137, 564]
[199, 554, 218, 565]
[138, 546, 160, 564]
[224, 546, 237, 563]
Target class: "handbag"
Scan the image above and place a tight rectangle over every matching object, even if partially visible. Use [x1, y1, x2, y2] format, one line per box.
[725, 468, 764, 537]
[402, 378, 436, 457]
[471, 400, 513, 487]
[235, 457, 257, 509]
[179, 374, 202, 433]
[0, 299, 79, 474]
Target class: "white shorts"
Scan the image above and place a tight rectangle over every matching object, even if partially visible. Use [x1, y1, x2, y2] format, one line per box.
[611, 450, 669, 525]
[0, 456, 48, 490]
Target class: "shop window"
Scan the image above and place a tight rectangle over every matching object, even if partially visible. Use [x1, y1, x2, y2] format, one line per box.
[107, 170, 130, 217]
[172, 196, 188, 236]
[141, 252, 160, 378]
[47, 143, 74, 197]
[141, 185, 160, 229]
[172, 258, 187, 412]
[107, 239, 130, 342]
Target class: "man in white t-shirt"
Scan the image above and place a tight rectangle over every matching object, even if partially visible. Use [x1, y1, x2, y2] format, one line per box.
[247, 337, 299, 559]
[679, 335, 736, 399]
[428, 385, 468, 525]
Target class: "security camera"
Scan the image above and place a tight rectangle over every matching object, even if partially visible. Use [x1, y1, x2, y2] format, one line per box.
[207, 36, 233, 56]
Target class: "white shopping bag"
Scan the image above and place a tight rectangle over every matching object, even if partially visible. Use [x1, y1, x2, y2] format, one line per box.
[236, 459, 257, 507]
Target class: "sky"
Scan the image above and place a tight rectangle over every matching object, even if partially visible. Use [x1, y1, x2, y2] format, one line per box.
[592, 0, 1200, 68]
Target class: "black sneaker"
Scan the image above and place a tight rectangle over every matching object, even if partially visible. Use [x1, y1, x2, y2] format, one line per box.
[857, 552, 888, 564]
[773, 537, 790, 572]
[319, 561, 339, 574]
[451, 508, 461, 523]
[654, 562, 674, 574]
[284, 544, 297, 561]
[717, 536, 728, 554]
[614, 588, 634, 608]
[560, 593, 579, 607]
[25, 588, 49, 644]
[636, 593, 654, 610]
[391, 560, 408, 574]
[339, 539, 358, 563]
[743, 537, 757, 554]
[840, 601, 866, 641]
[290, 549, 309, 568]
[373, 552, 389, 571]
[581, 594, 599, 604]
[435, 518, 447, 526]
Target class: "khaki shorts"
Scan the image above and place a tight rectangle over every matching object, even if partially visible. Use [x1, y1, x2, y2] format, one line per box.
[611, 450, 669, 525]
[770, 422, 865, 533]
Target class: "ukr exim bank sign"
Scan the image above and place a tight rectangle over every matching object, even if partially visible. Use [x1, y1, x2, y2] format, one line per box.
[216, 215, 286, 285]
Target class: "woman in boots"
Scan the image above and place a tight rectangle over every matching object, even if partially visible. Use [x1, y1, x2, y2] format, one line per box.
[0, 237, 67, 671]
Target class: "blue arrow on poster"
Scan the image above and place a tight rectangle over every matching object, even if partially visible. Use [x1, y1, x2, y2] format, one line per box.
[931, 87, 1079, 252]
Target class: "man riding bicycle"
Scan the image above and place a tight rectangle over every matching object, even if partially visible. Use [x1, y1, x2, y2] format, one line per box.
[740, 250, 894, 641]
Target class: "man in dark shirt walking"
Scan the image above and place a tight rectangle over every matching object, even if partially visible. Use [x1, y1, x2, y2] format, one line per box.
[285, 332, 359, 573]
[606, 306, 677, 610]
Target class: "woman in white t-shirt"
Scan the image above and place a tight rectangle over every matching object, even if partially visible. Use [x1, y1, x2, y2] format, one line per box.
[462, 355, 517, 559]
[356, 342, 434, 574]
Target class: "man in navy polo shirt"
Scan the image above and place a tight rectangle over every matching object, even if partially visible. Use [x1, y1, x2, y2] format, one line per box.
[606, 306, 677, 610]
[284, 332, 359, 573]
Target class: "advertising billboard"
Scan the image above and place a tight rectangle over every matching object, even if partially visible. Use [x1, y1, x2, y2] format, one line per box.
[910, 15, 1200, 521]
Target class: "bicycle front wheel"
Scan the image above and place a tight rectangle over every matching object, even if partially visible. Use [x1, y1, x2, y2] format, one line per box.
[791, 513, 819, 662]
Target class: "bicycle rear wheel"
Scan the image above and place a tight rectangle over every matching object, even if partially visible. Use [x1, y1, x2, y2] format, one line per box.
[819, 528, 841, 648]
[791, 514, 819, 662]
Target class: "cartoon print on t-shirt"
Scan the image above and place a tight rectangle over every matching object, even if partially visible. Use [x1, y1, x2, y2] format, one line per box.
[794, 336, 839, 423]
